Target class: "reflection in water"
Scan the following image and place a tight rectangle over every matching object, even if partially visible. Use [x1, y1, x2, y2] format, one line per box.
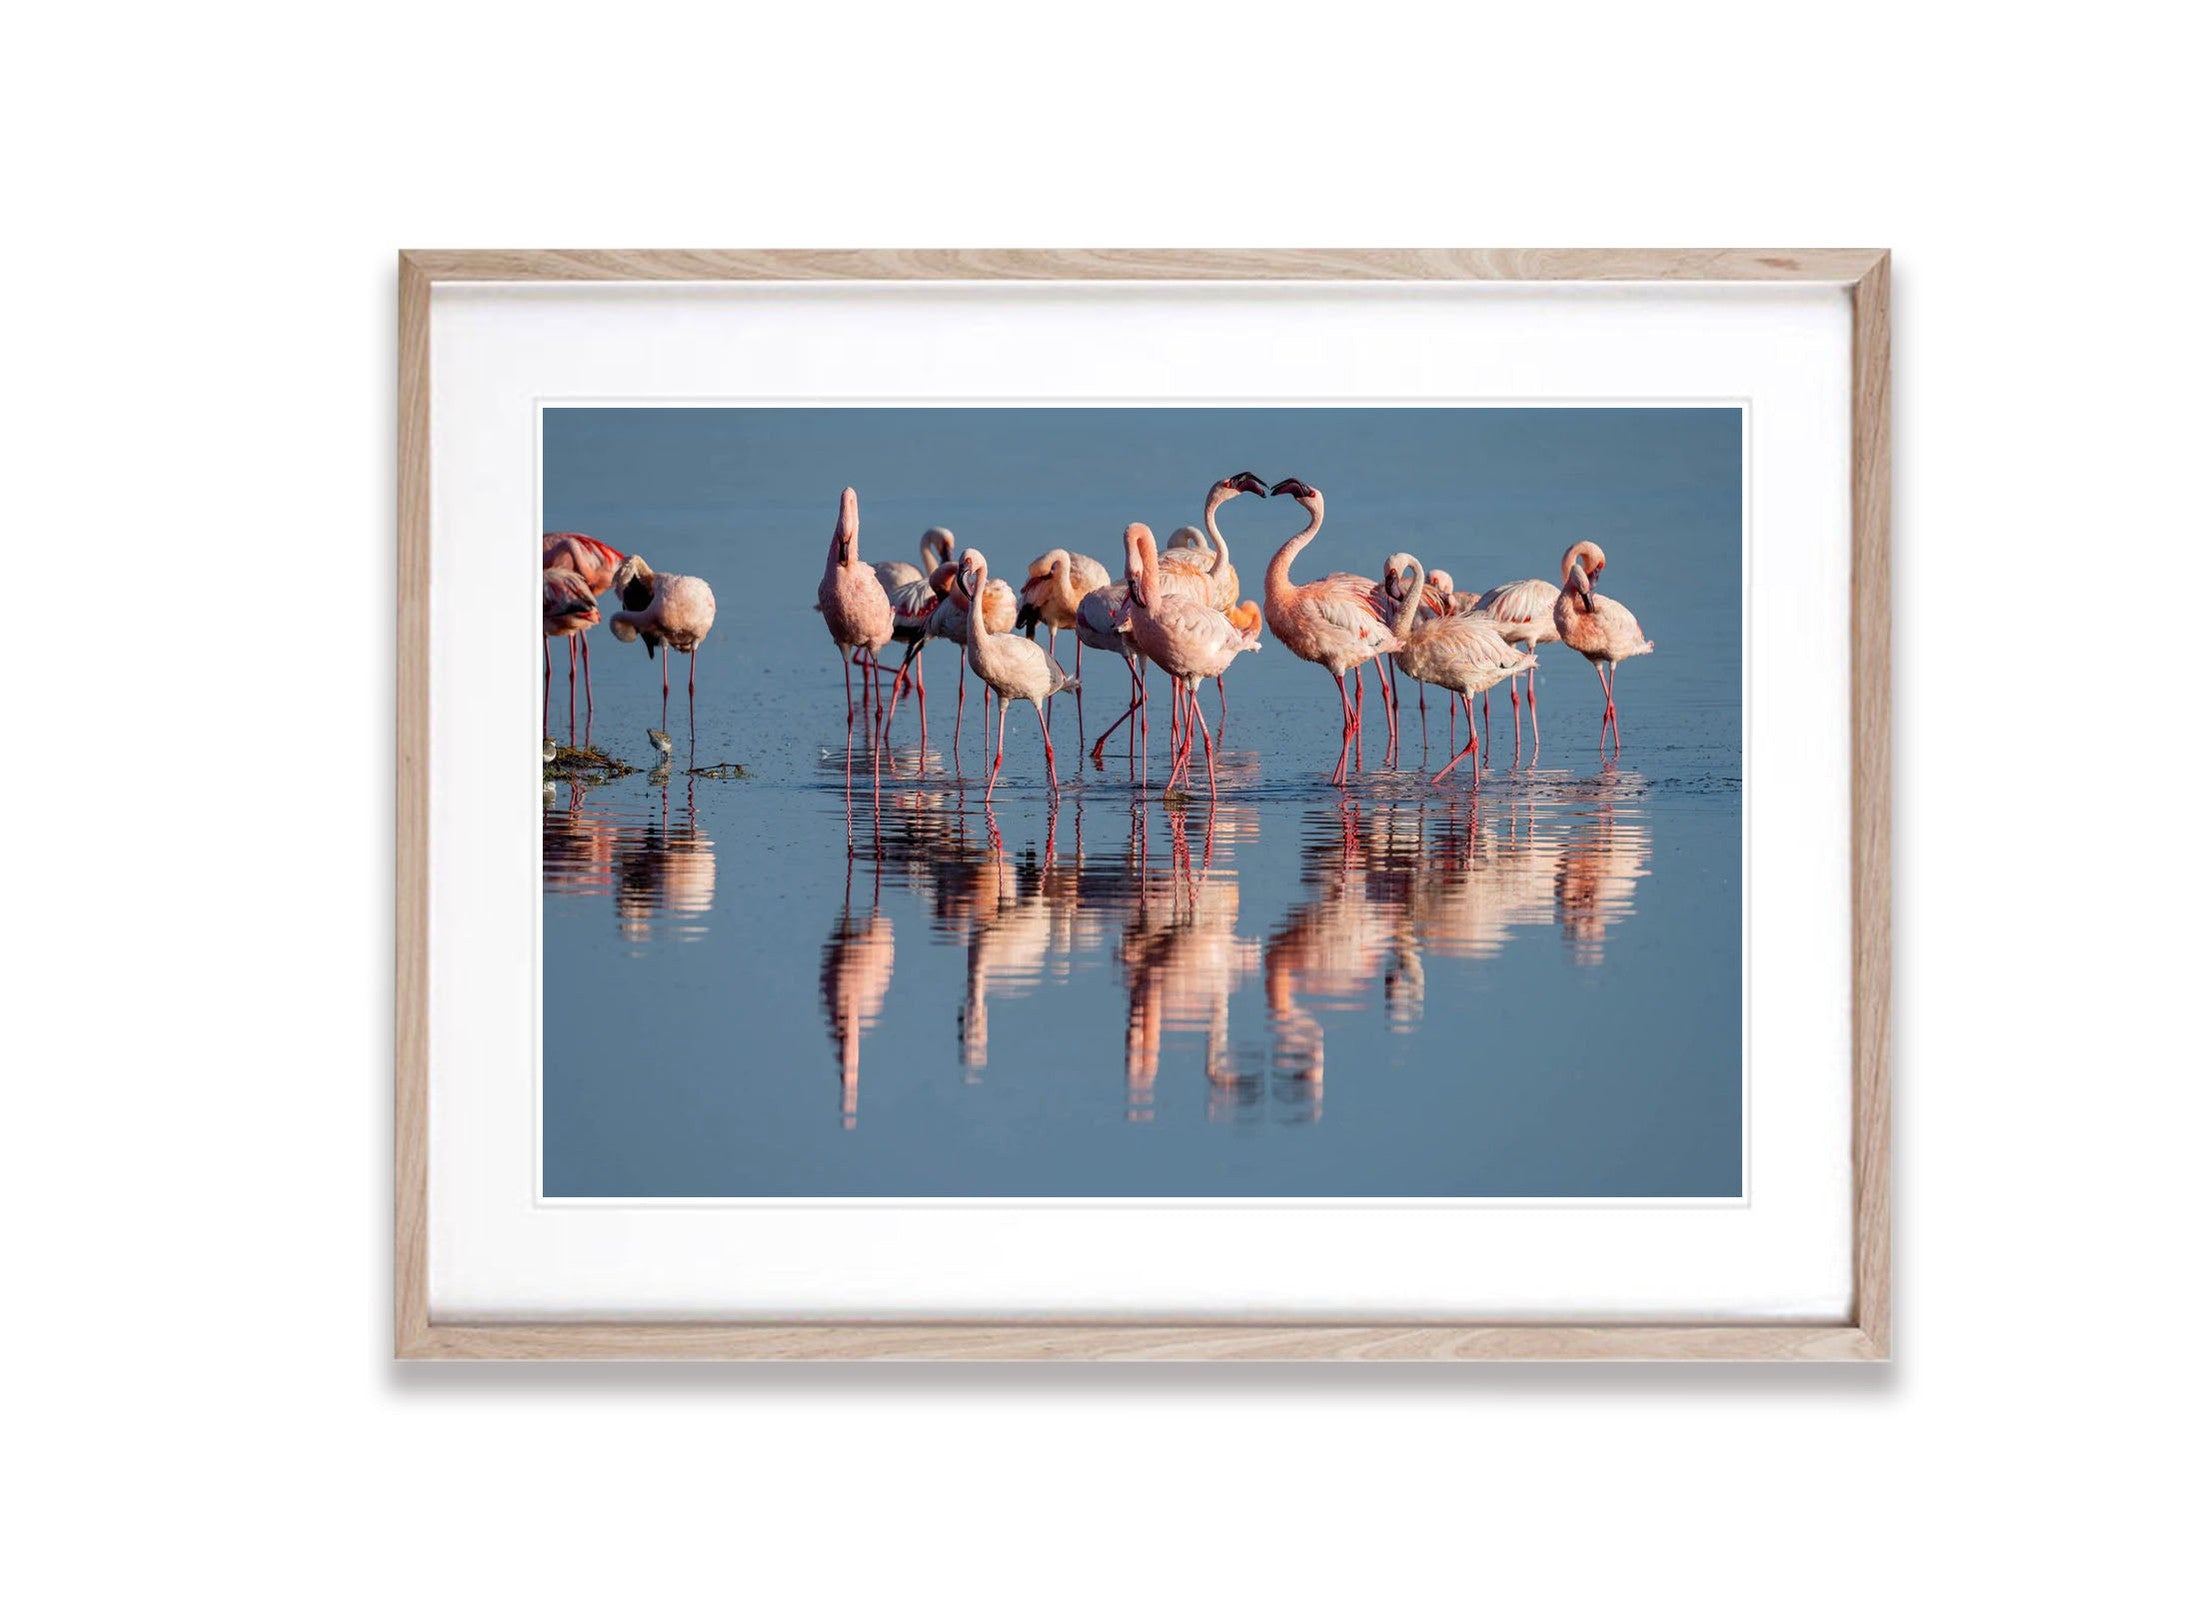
[543, 779, 716, 944]
[546, 759, 1652, 1130]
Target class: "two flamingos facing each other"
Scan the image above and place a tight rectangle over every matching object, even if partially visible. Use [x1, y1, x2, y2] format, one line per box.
[1550, 539, 1655, 754]
[1122, 522, 1261, 798]
[957, 549, 1080, 800]
[1261, 477, 1403, 786]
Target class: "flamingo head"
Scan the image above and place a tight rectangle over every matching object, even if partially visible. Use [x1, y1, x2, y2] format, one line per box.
[1382, 552, 1421, 603]
[1166, 524, 1206, 552]
[1270, 477, 1320, 507]
[1560, 540, 1607, 601]
[921, 526, 955, 570]
[834, 487, 860, 565]
[609, 554, 654, 610]
[957, 549, 988, 597]
[1427, 570, 1456, 611]
[1219, 469, 1270, 501]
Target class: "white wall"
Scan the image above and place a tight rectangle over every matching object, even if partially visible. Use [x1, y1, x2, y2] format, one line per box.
[10, 3, 2187, 1593]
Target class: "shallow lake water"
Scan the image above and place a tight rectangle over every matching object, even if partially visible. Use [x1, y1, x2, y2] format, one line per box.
[541, 407, 1742, 1198]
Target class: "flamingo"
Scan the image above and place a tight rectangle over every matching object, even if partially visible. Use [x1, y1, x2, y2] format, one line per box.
[1076, 580, 1146, 765]
[880, 527, 955, 740]
[1123, 523, 1261, 799]
[958, 549, 1079, 800]
[1385, 554, 1536, 785]
[815, 486, 896, 732]
[1465, 574, 1560, 759]
[1550, 539, 1655, 754]
[542, 532, 625, 713]
[925, 559, 1019, 756]
[1262, 478, 1402, 785]
[607, 554, 717, 735]
[1378, 553, 1467, 748]
[1016, 546, 1111, 673]
[542, 569, 600, 737]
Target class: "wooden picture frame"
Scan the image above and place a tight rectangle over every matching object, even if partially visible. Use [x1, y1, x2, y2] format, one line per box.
[397, 248, 1890, 1360]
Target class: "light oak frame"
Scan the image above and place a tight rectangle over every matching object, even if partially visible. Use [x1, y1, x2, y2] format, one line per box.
[397, 249, 1891, 1360]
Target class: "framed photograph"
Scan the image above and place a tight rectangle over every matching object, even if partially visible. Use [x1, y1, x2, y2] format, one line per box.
[398, 249, 1889, 1359]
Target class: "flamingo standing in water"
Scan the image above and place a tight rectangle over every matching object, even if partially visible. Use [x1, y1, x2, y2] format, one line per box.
[1123, 523, 1261, 799]
[815, 487, 896, 732]
[1262, 478, 1402, 785]
[542, 569, 600, 737]
[608, 554, 717, 735]
[1379, 554, 1470, 749]
[1550, 539, 1655, 754]
[1465, 574, 1560, 760]
[1385, 554, 1536, 784]
[1076, 579, 1145, 765]
[542, 532, 625, 713]
[926, 559, 1019, 757]
[958, 549, 1079, 800]
[1017, 546, 1111, 673]
[880, 528, 955, 741]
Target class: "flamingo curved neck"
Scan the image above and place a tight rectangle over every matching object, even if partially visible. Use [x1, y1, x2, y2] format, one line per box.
[1395, 559, 1426, 637]
[1202, 488, 1233, 579]
[1266, 500, 1323, 599]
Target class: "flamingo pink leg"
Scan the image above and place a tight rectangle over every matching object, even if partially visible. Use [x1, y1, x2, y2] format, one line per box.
[1509, 675, 1523, 760]
[1091, 655, 1142, 761]
[1480, 693, 1491, 765]
[844, 649, 858, 730]
[1330, 672, 1357, 786]
[1432, 692, 1482, 785]
[1039, 701, 1060, 790]
[1528, 666, 1541, 757]
[1597, 663, 1616, 753]
[986, 693, 1009, 801]
[1189, 687, 1219, 801]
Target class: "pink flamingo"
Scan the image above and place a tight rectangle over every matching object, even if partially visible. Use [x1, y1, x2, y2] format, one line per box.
[1385, 554, 1536, 785]
[542, 569, 600, 736]
[1464, 574, 1560, 760]
[1379, 554, 1471, 748]
[1017, 546, 1112, 673]
[1076, 580, 1146, 765]
[815, 487, 896, 732]
[1262, 478, 1402, 785]
[542, 532, 625, 711]
[926, 557, 1020, 758]
[880, 527, 955, 741]
[608, 554, 717, 734]
[958, 549, 1080, 800]
[1551, 539, 1655, 754]
[1123, 523, 1262, 799]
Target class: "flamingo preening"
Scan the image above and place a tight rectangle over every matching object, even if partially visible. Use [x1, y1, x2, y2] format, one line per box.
[542, 569, 600, 737]
[1262, 478, 1402, 784]
[1123, 523, 1261, 799]
[1386, 554, 1536, 785]
[1017, 546, 1111, 674]
[1550, 539, 1655, 754]
[815, 487, 896, 733]
[607, 554, 717, 736]
[958, 549, 1080, 800]
[542, 532, 625, 717]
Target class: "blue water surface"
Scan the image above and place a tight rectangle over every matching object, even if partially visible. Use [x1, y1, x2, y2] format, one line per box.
[541, 406, 1742, 1198]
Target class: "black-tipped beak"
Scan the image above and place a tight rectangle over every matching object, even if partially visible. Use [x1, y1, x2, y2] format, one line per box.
[1233, 471, 1270, 497]
[1270, 478, 1308, 499]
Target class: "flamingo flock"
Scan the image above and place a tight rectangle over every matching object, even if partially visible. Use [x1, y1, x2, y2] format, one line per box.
[542, 475, 1656, 792]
